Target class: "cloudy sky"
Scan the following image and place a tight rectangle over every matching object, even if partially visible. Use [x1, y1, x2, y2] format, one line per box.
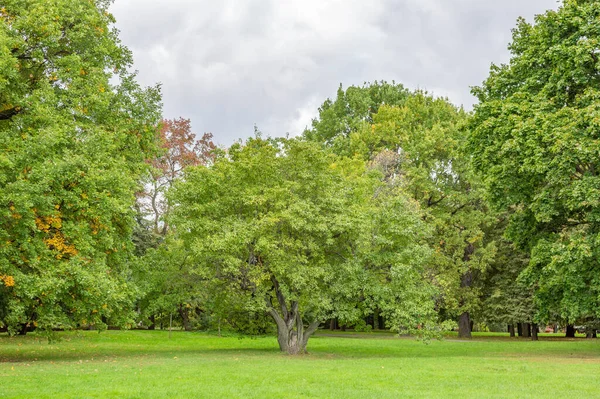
[110, 0, 559, 145]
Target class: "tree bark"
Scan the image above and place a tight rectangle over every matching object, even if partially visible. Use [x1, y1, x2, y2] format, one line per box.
[458, 312, 472, 338]
[517, 323, 523, 337]
[522, 322, 531, 338]
[508, 324, 515, 338]
[458, 244, 474, 339]
[329, 318, 337, 331]
[585, 328, 597, 339]
[266, 276, 320, 355]
[531, 323, 538, 341]
[565, 324, 576, 338]
[178, 305, 192, 331]
[148, 315, 156, 330]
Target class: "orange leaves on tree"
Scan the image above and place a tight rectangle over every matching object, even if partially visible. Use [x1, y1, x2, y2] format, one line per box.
[0, 275, 15, 287]
[35, 212, 78, 258]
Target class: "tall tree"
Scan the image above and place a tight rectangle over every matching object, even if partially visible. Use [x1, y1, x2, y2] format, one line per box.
[170, 138, 434, 354]
[132, 118, 215, 330]
[0, 0, 161, 334]
[141, 118, 215, 235]
[469, 0, 600, 327]
[305, 87, 496, 338]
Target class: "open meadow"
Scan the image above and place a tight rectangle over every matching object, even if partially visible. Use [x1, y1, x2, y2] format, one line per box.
[1, 331, 598, 398]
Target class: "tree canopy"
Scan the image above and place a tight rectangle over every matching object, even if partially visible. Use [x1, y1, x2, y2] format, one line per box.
[170, 137, 435, 353]
[469, 0, 600, 325]
[0, 0, 161, 334]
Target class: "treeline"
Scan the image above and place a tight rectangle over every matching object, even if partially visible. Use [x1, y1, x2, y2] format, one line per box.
[1, 0, 599, 353]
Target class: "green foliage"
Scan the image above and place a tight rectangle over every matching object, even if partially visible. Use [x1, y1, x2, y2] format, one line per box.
[469, 0, 600, 323]
[170, 137, 434, 347]
[303, 81, 410, 155]
[0, 0, 162, 333]
[305, 86, 497, 332]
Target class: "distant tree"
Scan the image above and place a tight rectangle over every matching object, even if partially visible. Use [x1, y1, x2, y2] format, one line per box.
[469, 0, 600, 330]
[305, 87, 497, 338]
[141, 118, 215, 235]
[132, 118, 215, 329]
[0, 0, 161, 334]
[170, 138, 435, 354]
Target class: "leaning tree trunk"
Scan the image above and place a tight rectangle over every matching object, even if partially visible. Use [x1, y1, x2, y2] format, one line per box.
[565, 324, 576, 338]
[266, 276, 320, 355]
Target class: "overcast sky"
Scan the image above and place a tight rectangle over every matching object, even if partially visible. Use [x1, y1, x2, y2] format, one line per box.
[110, 0, 560, 146]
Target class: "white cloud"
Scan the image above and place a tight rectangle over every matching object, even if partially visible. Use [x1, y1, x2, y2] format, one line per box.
[111, 0, 559, 145]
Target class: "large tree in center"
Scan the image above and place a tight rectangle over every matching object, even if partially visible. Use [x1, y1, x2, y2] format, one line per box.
[469, 0, 600, 328]
[170, 138, 433, 354]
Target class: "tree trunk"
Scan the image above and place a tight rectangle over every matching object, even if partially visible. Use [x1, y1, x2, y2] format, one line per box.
[517, 323, 523, 337]
[508, 324, 515, 338]
[585, 328, 597, 339]
[266, 276, 320, 355]
[565, 324, 576, 338]
[178, 305, 192, 331]
[18, 324, 28, 336]
[531, 323, 538, 341]
[329, 318, 337, 331]
[148, 315, 156, 330]
[458, 245, 474, 339]
[522, 322, 531, 338]
[458, 312, 472, 338]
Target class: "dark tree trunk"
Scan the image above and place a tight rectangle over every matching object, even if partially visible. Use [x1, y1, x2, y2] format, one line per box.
[565, 324, 576, 338]
[585, 328, 597, 339]
[517, 323, 523, 337]
[553, 324, 558, 333]
[148, 315, 156, 330]
[458, 312, 472, 338]
[509, 324, 515, 338]
[329, 318, 337, 331]
[18, 324, 28, 336]
[378, 313, 385, 330]
[178, 305, 192, 331]
[266, 276, 320, 355]
[522, 323, 531, 338]
[458, 244, 474, 339]
[531, 323, 538, 341]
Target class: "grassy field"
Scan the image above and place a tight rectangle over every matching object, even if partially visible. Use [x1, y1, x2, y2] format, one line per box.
[1, 330, 599, 398]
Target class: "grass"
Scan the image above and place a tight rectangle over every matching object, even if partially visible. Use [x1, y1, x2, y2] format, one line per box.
[1, 330, 599, 398]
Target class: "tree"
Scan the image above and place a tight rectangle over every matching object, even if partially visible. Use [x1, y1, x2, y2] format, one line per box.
[170, 138, 433, 354]
[140, 118, 215, 235]
[469, 0, 600, 329]
[132, 117, 215, 330]
[305, 86, 497, 338]
[0, 0, 161, 334]
[304, 81, 410, 156]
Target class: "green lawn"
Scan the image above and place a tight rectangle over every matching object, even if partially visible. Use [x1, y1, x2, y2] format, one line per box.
[1, 330, 598, 398]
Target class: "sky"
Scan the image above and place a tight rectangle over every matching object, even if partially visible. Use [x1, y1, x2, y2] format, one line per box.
[110, 0, 560, 146]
